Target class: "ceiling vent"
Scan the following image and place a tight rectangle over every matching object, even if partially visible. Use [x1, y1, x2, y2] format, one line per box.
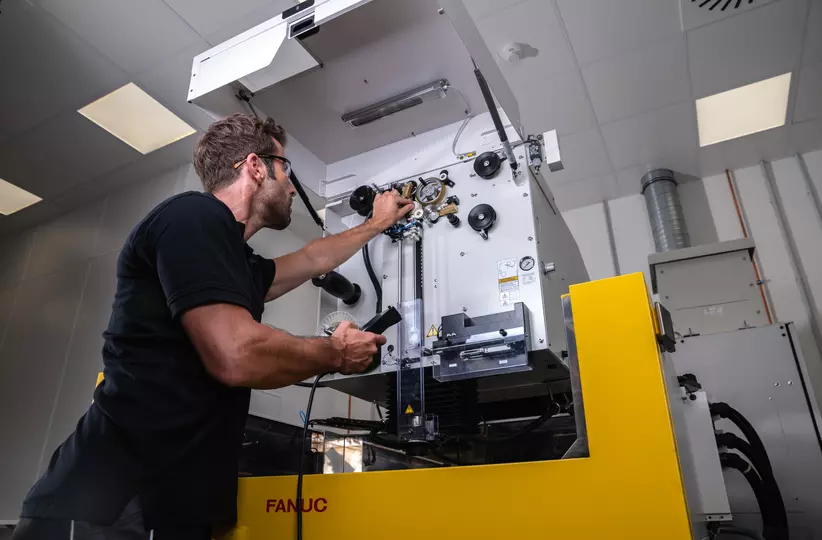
[680, 0, 778, 31]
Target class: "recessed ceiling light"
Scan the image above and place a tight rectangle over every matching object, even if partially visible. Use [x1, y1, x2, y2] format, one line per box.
[696, 73, 792, 147]
[0, 179, 41, 216]
[78, 83, 196, 154]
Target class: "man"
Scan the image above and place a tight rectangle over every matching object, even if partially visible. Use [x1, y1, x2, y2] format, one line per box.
[13, 114, 414, 539]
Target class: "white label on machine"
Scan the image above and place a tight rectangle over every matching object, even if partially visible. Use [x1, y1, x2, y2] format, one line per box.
[498, 259, 520, 306]
[704, 305, 724, 316]
[520, 273, 537, 285]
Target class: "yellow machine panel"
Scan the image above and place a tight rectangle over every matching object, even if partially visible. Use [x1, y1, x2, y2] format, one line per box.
[219, 274, 695, 540]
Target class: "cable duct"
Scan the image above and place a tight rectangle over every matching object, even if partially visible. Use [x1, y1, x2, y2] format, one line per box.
[641, 169, 690, 252]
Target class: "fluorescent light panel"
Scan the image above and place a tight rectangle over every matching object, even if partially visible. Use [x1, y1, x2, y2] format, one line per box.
[78, 83, 195, 154]
[0, 179, 41, 215]
[696, 73, 792, 147]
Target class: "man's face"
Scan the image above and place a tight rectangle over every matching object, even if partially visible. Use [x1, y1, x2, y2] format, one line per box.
[251, 138, 296, 230]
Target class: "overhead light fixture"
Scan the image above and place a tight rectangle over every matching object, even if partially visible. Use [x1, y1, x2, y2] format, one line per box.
[79, 83, 196, 154]
[342, 79, 449, 128]
[696, 73, 792, 147]
[0, 179, 41, 215]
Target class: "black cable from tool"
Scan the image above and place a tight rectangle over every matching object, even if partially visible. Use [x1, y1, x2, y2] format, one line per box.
[296, 372, 329, 540]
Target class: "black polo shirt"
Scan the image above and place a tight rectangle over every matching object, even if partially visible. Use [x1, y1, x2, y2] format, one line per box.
[21, 192, 275, 528]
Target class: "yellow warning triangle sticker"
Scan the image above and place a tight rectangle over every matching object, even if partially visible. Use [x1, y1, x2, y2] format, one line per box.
[405, 404, 414, 415]
[426, 325, 438, 338]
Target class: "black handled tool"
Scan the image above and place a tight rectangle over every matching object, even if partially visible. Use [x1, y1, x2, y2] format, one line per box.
[360, 306, 402, 372]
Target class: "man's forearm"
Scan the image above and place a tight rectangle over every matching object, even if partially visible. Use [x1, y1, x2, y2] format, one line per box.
[234, 326, 343, 389]
[304, 219, 383, 276]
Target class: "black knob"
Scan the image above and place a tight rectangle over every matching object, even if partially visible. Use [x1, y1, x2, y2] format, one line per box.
[349, 185, 376, 217]
[447, 214, 460, 228]
[499, 329, 507, 337]
[468, 204, 497, 239]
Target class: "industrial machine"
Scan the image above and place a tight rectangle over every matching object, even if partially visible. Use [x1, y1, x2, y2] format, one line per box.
[187, 1, 800, 539]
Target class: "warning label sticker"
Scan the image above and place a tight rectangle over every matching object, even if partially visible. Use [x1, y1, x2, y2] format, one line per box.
[498, 259, 520, 306]
[426, 325, 438, 338]
[405, 404, 414, 415]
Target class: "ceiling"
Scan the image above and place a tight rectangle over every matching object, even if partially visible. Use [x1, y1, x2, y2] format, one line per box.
[0, 0, 821, 234]
[468, 0, 822, 209]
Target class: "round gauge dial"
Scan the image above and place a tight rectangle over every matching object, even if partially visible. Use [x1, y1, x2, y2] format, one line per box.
[519, 256, 535, 272]
[416, 179, 445, 206]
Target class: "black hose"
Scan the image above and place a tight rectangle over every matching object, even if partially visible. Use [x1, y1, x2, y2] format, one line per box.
[717, 432, 788, 531]
[362, 242, 382, 313]
[719, 452, 787, 540]
[296, 372, 329, 540]
[289, 170, 325, 230]
[711, 402, 773, 475]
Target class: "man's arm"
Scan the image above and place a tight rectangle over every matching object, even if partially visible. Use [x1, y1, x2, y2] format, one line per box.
[265, 191, 413, 301]
[181, 303, 386, 389]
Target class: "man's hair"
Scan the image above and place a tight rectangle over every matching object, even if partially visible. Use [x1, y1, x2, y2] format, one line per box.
[193, 114, 287, 192]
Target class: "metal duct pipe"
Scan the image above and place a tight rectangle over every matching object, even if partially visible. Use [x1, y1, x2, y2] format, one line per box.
[641, 169, 690, 252]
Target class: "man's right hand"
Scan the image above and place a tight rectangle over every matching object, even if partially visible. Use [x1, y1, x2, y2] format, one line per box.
[330, 320, 388, 374]
[371, 190, 414, 231]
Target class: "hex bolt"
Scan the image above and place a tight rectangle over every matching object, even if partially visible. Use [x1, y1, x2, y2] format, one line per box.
[460, 252, 465, 257]
[774, 382, 780, 387]
[462, 307, 467, 312]
[382, 274, 388, 280]
[788, 380, 793, 385]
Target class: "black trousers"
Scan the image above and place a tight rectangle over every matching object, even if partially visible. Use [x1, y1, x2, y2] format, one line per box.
[12, 498, 212, 540]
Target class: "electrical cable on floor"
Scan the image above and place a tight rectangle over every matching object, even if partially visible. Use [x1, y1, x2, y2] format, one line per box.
[296, 372, 329, 540]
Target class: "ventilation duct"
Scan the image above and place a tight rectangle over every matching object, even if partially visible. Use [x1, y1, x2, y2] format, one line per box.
[641, 169, 690, 252]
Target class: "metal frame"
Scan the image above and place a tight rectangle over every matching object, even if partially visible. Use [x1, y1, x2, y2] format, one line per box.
[217, 274, 699, 540]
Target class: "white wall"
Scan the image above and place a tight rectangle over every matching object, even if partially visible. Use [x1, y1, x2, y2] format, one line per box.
[561, 150, 822, 414]
[0, 162, 359, 521]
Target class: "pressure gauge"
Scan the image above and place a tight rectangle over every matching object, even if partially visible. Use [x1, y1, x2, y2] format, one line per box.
[519, 256, 535, 272]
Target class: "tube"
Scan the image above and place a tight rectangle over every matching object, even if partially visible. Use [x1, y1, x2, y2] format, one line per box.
[719, 452, 787, 540]
[473, 66, 517, 170]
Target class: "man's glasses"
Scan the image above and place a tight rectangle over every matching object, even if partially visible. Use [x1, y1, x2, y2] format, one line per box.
[233, 154, 292, 178]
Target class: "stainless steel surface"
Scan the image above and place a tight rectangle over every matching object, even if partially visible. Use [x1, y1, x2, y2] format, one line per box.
[672, 325, 822, 537]
[641, 168, 690, 252]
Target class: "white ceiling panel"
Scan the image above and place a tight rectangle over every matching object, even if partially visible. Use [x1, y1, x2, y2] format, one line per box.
[474, 0, 577, 90]
[583, 37, 690, 125]
[602, 101, 699, 174]
[552, 174, 618, 211]
[0, 1, 128, 143]
[794, 61, 822, 122]
[463, 0, 531, 20]
[35, 0, 202, 75]
[789, 118, 822, 154]
[0, 201, 65, 236]
[0, 111, 140, 200]
[53, 135, 198, 210]
[163, 0, 279, 38]
[615, 165, 649, 198]
[134, 39, 216, 132]
[688, 0, 808, 98]
[544, 128, 611, 185]
[803, 0, 822, 65]
[699, 124, 791, 176]
[556, 0, 682, 66]
[205, 0, 295, 45]
[518, 70, 597, 136]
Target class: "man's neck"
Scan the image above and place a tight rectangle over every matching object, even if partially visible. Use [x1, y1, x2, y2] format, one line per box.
[212, 187, 262, 241]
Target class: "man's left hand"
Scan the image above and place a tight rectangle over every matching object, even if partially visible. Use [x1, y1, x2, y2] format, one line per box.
[371, 191, 414, 230]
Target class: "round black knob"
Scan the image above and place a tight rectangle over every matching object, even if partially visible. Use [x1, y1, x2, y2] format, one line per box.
[349, 185, 376, 217]
[473, 151, 502, 179]
[468, 204, 496, 239]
